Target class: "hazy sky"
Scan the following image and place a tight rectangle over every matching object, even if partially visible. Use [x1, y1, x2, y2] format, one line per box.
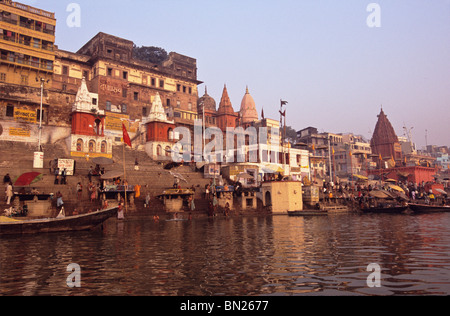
[23, 0, 450, 148]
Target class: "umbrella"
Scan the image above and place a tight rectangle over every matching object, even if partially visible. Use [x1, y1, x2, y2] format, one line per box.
[101, 170, 124, 180]
[388, 184, 405, 193]
[91, 157, 114, 165]
[14, 172, 43, 186]
[237, 173, 254, 179]
[169, 171, 188, 183]
[369, 190, 394, 199]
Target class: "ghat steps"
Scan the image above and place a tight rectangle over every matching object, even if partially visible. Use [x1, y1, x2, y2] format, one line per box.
[0, 141, 214, 216]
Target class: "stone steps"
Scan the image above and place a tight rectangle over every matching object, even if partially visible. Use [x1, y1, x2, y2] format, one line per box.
[0, 141, 215, 216]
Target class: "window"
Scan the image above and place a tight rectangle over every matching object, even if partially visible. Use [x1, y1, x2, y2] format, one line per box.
[62, 65, 68, 75]
[133, 92, 139, 101]
[101, 141, 107, 153]
[159, 79, 164, 88]
[83, 70, 89, 79]
[76, 139, 83, 152]
[142, 107, 147, 116]
[166, 99, 171, 107]
[189, 87, 192, 94]
[107, 68, 113, 76]
[123, 71, 128, 80]
[89, 140, 96, 153]
[21, 75, 28, 85]
[0, 73, 6, 82]
[106, 101, 112, 111]
[36, 109, 45, 123]
[121, 104, 127, 113]
[151, 78, 155, 86]
[177, 84, 181, 92]
[122, 88, 127, 98]
[6, 104, 14, 117]
[183, 86, 186, 93]
[92, 98, 97, 105]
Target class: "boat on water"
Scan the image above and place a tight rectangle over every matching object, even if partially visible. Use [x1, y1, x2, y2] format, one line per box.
[288, 210, 328, 216]
[408, 203, 450, 213]
[0, 206, 118, 236]
[360, 205, 409, 214]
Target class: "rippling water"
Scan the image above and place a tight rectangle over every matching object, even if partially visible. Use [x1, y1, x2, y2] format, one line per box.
[1, 213, 449, 296]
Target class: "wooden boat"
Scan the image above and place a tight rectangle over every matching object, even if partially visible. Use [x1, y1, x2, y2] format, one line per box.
[360, 205, 409, 214]
[0, 206, 118, 236]
[288, 210, 328, 216]
[408, 203, 450, 213]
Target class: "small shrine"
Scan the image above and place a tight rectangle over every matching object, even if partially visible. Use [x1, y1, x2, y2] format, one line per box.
[144, 93, 176, 160]
[70, 77, 112, 158]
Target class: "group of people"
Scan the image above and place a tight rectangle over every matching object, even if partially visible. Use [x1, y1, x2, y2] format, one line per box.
[319, 180, 448, 205]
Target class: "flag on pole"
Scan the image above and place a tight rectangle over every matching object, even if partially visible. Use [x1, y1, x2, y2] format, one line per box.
[122, 122, 131, 147]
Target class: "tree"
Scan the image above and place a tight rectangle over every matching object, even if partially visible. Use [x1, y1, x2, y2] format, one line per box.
[133, 45, 168, 64]
[284, 126, 298, 144]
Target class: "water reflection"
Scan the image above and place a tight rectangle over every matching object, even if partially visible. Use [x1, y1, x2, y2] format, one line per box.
[1, 213, 449, 295]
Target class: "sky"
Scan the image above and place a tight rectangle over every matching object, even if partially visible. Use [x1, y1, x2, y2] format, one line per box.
[22, 0, 450, 148]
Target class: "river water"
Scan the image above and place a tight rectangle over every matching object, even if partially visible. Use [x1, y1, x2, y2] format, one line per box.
[1, 212, 449, 296]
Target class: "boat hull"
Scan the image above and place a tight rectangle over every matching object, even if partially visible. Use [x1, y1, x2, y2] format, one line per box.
[408, 203, 450, 213]
[360, 206, 409, 214]
[0, 207, 118, 236]
[288, 210, 328, 216]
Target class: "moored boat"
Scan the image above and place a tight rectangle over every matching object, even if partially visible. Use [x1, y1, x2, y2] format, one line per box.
[288, 210, 328, 216]
[0, 206, 118, 236]
[360, 205, 409, 214]
[408, 203, 450, 213]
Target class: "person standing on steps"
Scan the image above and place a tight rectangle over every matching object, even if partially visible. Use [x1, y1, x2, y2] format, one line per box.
[77, 182, 83, 200]
[5, 181, 13, 205]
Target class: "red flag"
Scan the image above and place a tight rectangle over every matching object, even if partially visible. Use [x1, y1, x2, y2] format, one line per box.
[122, 123, 131, 147]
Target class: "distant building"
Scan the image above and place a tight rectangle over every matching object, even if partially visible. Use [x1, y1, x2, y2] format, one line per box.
[367, 108, 436, 184]
[370, 108, 402, 162]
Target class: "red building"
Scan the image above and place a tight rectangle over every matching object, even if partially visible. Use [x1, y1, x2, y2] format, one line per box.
[370, 108, 402, 162]
[70, 78, 112, 158]
[368, 108, 436, 184]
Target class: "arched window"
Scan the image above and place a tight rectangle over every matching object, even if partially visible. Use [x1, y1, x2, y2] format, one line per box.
[101, 141, 107, 153]
[157, 145, 162, 156]
[89, 140, 96, 153]
[76, 139, 83, 152]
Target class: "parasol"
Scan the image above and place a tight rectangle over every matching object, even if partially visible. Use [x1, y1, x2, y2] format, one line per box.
[169, 171, 188, 183]
[91, 157, 114, 165]
[237, 173, 254, 179]
[14, 172, 43, 186]
[388, 184, 405, 193]
[369, 190, 394, 199]
[101, 170, 124, 180]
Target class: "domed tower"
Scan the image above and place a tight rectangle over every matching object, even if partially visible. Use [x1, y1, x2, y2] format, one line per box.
[239, 86, 258, 128]
[198, 87, 217, 127]
[198, 86, 216, 112]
